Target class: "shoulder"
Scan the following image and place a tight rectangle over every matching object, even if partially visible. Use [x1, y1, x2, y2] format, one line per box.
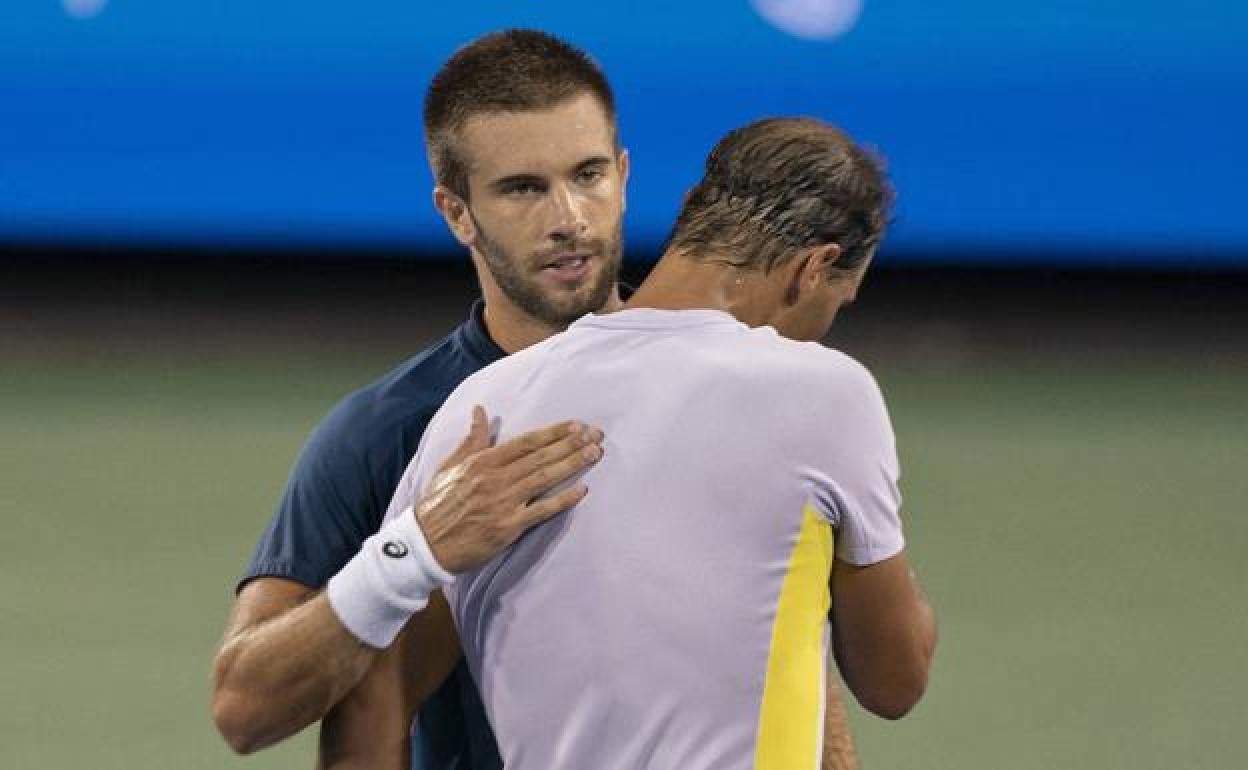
[798, 343, 882, 402]
[736, 329, 882, 400]
[429, 332, 561, 417]
[306, 330, 486, 465]
[724, 332, 894, 455]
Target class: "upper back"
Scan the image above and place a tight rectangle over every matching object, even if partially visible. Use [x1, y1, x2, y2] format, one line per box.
[397, 307, 902, 770]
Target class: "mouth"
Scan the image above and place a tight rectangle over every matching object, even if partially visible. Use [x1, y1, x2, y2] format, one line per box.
[540, 252, 594, 284]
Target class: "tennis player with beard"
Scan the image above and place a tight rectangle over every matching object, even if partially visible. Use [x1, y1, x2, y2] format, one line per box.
[332, 117, 936, 770]
[212, 30, 863, 770]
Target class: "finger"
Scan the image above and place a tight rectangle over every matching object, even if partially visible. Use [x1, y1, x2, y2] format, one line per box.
[437, 405, 492, 473]
[508, 441, 603, 504]
[499, 427, 603, 487]
[518, 482, 589, 527]
[482, 419, 587, 467]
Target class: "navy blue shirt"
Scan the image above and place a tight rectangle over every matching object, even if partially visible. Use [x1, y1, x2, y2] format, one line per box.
[240, 301, 505, 770]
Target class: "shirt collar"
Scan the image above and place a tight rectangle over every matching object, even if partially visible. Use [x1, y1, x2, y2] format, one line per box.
[456, 300, 507, 365]
[570, 306, 744, 332]
[458, 284, 637, 363]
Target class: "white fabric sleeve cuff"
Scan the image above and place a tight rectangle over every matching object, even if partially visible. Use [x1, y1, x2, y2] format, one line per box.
[326, 507, 455, 649]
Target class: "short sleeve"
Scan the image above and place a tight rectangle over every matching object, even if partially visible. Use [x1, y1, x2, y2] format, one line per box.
[801, 357, 906, 566]
[238, 416, 386, 592]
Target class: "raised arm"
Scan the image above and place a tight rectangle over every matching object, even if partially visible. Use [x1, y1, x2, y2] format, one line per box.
[829, 551, 936, 719]
[211, 409, 604, 755]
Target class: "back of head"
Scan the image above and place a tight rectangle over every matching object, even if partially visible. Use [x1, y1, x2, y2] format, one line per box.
[665, 117, 893, 275]
[423, 29, 618, 200]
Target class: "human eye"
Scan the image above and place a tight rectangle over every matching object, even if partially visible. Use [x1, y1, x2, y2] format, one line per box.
[496, 177, 546, 197]
[575, 164, 608, 186]
[503, 180, 543, 196]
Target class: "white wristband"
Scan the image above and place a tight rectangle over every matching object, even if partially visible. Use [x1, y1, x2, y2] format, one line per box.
[326, 507, 455, 649]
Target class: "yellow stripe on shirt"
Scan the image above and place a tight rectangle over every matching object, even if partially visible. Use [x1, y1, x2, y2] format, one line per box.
[754, 503, 835, 770]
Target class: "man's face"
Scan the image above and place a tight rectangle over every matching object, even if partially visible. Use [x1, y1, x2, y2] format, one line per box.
[444, 92, 628, 327]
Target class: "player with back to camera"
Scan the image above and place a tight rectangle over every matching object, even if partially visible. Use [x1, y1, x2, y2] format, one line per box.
[211, 31, 863, 770]
[332, 116, 938, 769]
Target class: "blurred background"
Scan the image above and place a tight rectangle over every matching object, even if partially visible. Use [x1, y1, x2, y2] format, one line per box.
[2, 2, 1245, 769]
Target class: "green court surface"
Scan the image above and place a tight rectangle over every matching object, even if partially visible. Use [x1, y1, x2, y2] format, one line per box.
[2, 354, 1245, 770]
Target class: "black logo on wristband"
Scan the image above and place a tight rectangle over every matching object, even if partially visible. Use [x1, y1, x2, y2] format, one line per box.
[382, 541, 409, 559]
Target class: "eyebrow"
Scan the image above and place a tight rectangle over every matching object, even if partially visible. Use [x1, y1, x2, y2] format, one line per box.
[575, 156, 613, 171]
[488, 156, 614, 193]
[489, 173, 545, 193]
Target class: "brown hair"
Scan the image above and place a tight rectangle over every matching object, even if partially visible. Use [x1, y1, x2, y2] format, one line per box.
[666, 117, 893, 275]
[424, 29, 618, 200]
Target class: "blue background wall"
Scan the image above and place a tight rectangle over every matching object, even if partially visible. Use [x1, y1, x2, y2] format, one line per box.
[3, 1, 1245, 264]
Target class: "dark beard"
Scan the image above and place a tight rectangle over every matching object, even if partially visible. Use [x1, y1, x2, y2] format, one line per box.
[471, 211, 623, 328]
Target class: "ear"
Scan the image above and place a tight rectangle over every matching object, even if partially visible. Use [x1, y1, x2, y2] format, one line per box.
[617, 148, 631, 213]
[803, 242, 843, 283]
[433, 186, 476, 247]
[801, 243, 842, 290]
[784, 243, 842, 306]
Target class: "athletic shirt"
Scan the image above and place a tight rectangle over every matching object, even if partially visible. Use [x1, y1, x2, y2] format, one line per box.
[240, 301, 506, 770]
[385, 307, 905, 770]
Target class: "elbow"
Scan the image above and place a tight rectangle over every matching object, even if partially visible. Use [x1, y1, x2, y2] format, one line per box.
[848, 640, 935, 721]
[211, 651, 274, 756]
[856, 671, 929, 720]
[856, 607, 938, 720]
[213, 689, 269, 755]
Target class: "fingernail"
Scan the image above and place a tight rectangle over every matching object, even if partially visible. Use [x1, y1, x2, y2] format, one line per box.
[583, 445, 602, 461]
[591, 428, 605, 443]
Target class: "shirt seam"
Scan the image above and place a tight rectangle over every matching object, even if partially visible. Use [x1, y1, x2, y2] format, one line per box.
[236, 559, 334, 595]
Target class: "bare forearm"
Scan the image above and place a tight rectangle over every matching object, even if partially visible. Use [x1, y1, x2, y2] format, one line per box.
[822, 671, 859, 770]
[316, 593, 462, 770]
[831, 555, 937, 719]
[213, 593, 377, 754]
[835, 598, 934, 719]
[318, 666, 411, 770]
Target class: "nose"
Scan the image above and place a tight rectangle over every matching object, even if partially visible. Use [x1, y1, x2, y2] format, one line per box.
[546, 182, 588, 242]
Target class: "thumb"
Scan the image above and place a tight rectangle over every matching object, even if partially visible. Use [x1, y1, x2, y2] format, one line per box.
[438, 405, 491, 472]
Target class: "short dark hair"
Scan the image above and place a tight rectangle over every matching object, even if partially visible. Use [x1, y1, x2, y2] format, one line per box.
[665, 117, 894, 275]
[424, 29, 618, 200]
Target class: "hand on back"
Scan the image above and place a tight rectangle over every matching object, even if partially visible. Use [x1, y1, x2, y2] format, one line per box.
[417, 405, 604, 573]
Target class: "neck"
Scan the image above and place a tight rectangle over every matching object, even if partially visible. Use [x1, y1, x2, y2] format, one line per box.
[479, 279, 624, 355]
[482, 301, 560, 355]
[626, 249, 771, 327]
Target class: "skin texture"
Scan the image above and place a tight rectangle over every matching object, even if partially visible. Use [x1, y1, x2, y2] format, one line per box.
[213, 581, 363, 756]
[823, 674, 860, 770]
[831, 555, 937, 719]
[315, 594, 461, 770]
[628, 242, 864, 345]
[416, 408, 604, 574]
[434, 92, 629, 353]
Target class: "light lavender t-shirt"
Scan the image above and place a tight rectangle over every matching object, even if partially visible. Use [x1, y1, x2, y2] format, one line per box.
[385, 308, 905, 770]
